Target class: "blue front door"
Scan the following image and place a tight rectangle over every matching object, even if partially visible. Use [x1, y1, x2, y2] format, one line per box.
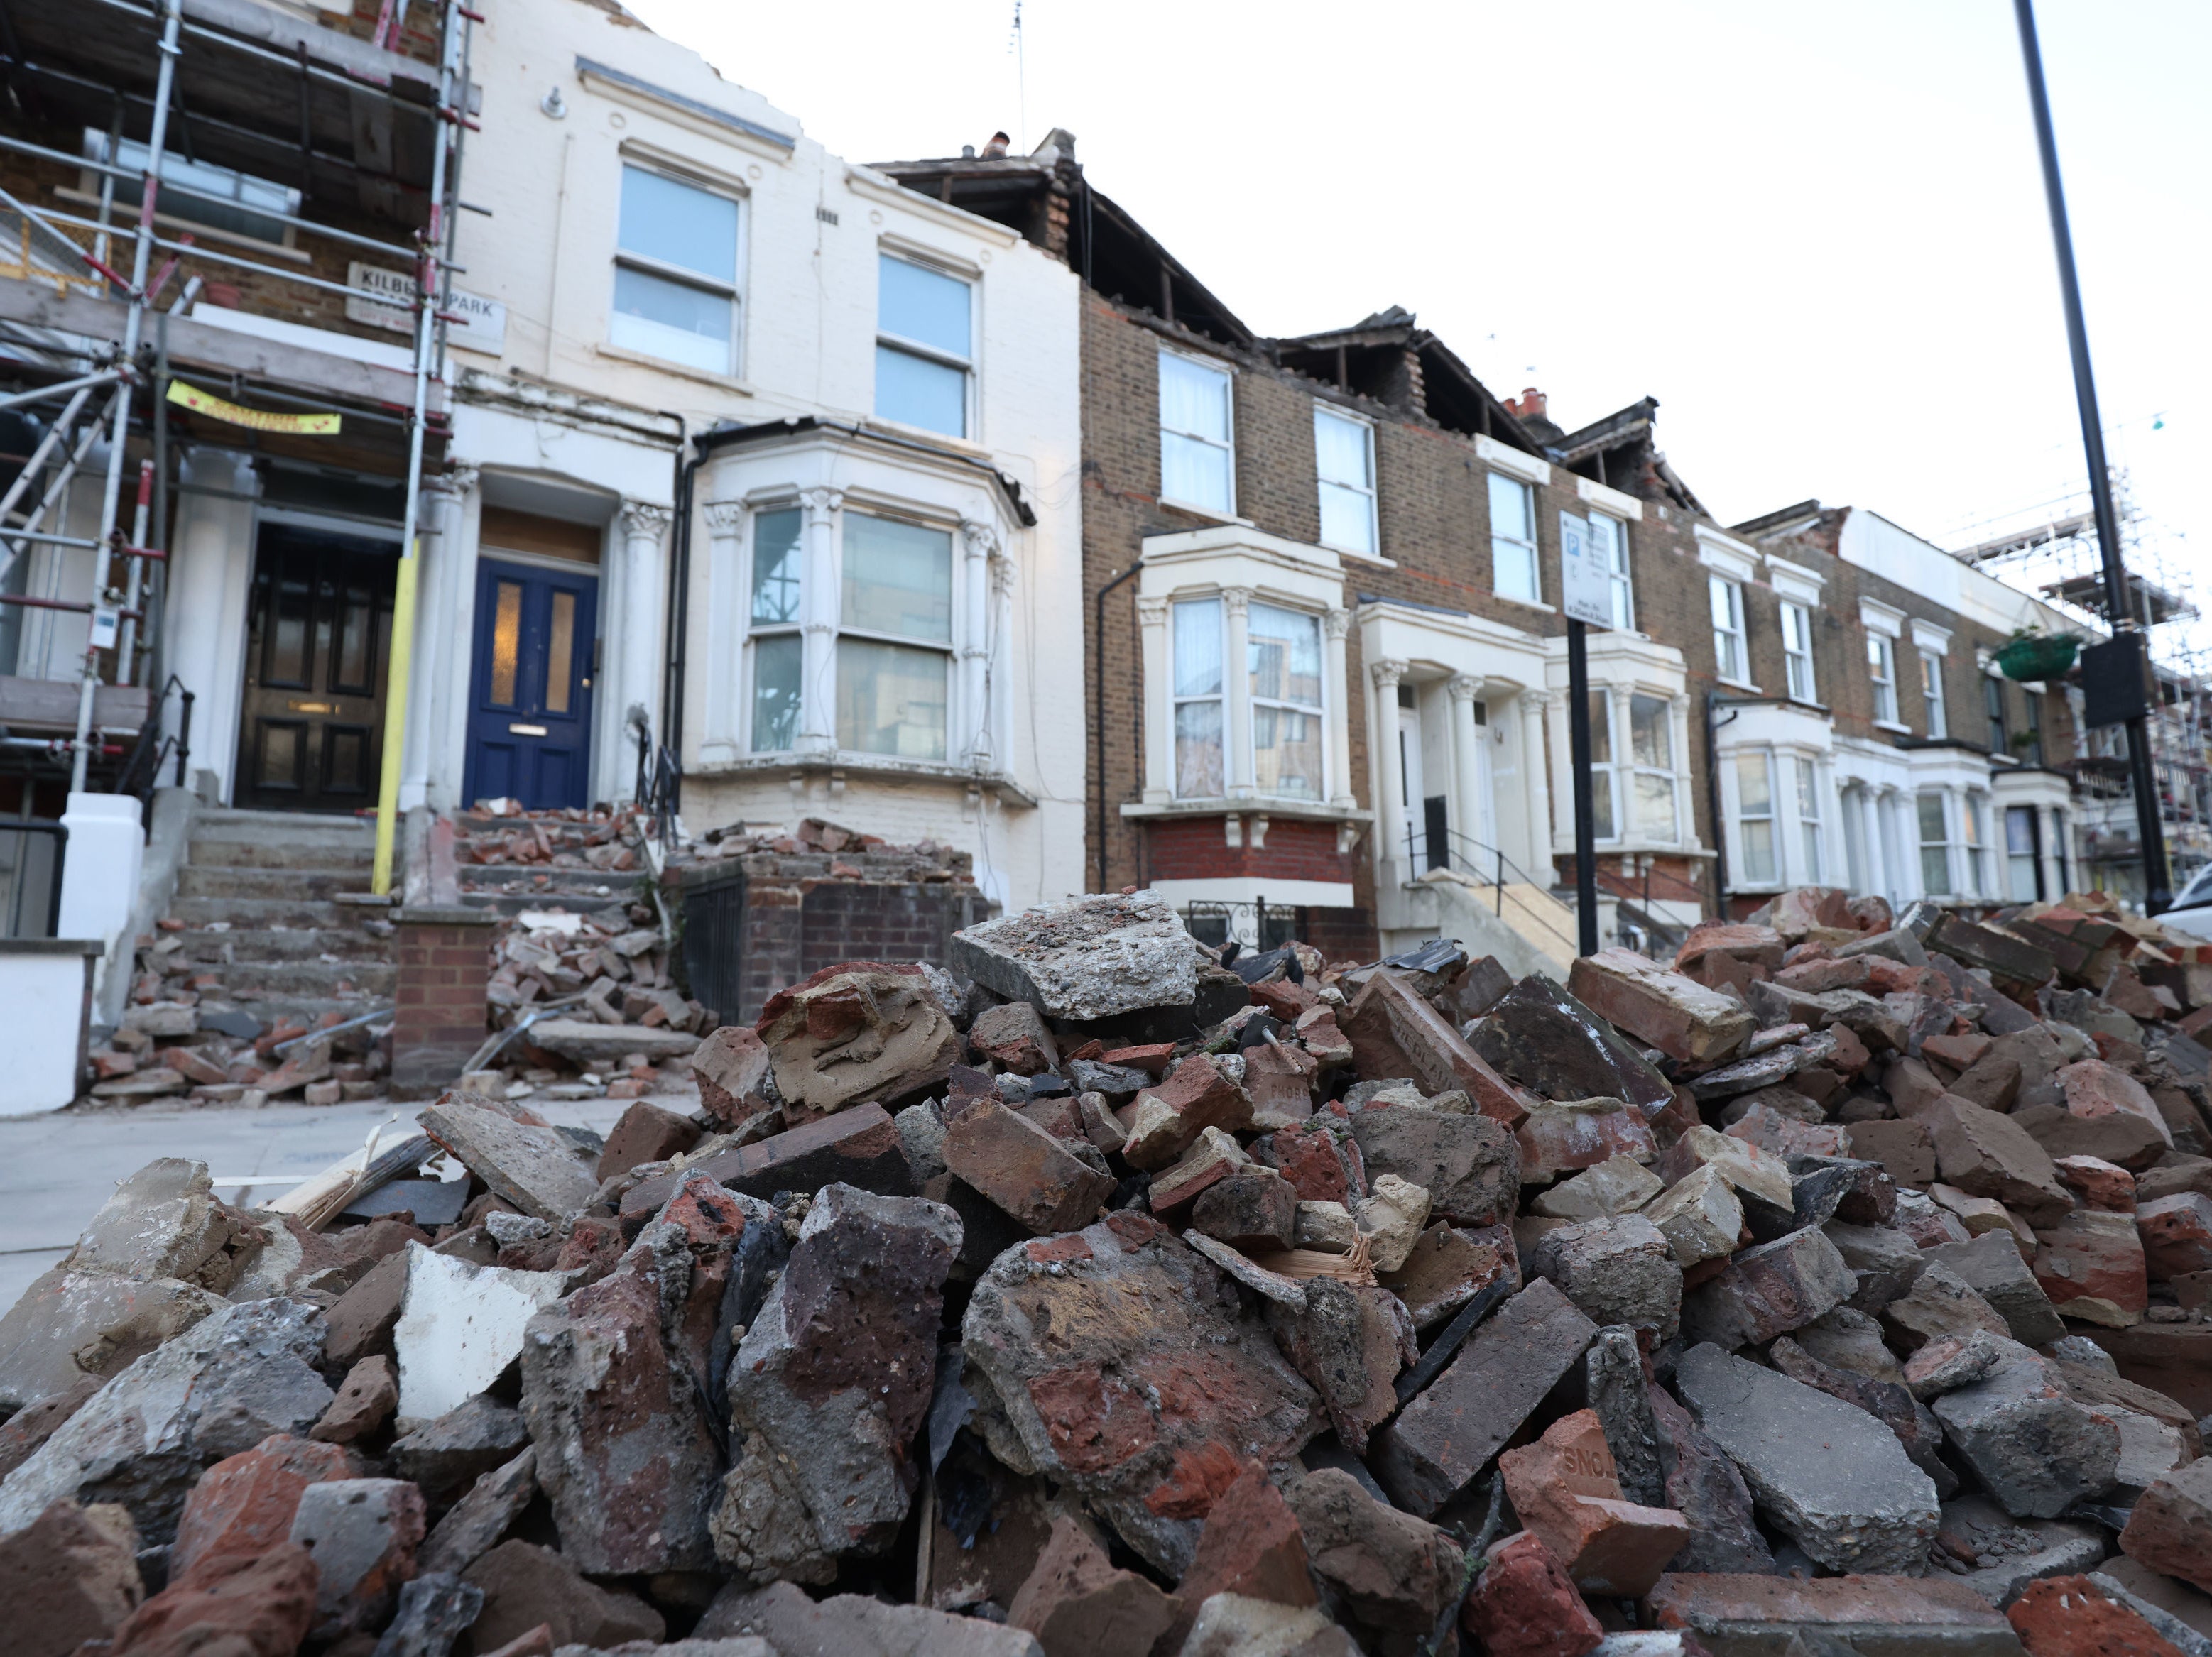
[463, 558, 597, 810]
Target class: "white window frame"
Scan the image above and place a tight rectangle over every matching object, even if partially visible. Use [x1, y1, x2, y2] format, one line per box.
[1591, 513, 1634, 632]
[1628, 691, 1679, 844]
[1710, 575, 1748, 685]
[1780, 601, 1816, 704]
[1170, 596, 1227, 800]
[1158, 349, 1236, 517]
[875, 248, 976, 439]
[1918, 788, 1955, 897]
[1961, 790, 1990, 896]
[1794, 753, 1825, 883]
[738, 496, 966, 765]
[78, 127, 301, 253]
[1733, 749, 1778, 886]
[1488, 471, 1540, 606]
[1588, 689, 1619, 843]
[1919, 651, 1947, 739]
[610, 160, 743, 377]
[1868, 633, 1899, 724]
[1313, 405, 1378, 557]
[1246, 600, 1329, 803]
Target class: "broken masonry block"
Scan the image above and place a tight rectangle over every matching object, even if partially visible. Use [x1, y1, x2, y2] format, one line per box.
[754, 962, 962, 1122]
[711, 1184, 961, 1585]
[944, 1099, 1117, 1235]
[1371, 1278, 1596, 1517]
[1674, 1341, 1939, 1574]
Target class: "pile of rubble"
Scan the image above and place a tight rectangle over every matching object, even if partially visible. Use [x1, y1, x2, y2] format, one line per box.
[5, 884, 2212, 1657]
[85, 998, 389, 1108]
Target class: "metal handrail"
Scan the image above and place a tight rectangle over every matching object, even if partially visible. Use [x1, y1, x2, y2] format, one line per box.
[1406, 823, 1583, 955]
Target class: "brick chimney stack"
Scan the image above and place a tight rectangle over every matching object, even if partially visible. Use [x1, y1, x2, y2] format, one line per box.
[1506, 387, 1547, 422]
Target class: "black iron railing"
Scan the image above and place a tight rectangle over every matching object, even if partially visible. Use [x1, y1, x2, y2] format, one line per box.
[1405, 822, 1584, 958]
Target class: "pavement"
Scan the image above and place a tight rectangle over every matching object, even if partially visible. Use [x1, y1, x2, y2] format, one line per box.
[0, 1095, 633, 1312]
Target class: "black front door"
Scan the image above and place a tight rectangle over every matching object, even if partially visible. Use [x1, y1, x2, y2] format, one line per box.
[462, 557, 597, 811]
[233, 524, 395, 813]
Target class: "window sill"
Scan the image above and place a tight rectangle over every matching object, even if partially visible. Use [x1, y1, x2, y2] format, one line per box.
[595, 341, 756, 393]
[1492, 592, 1556, 615]
[55, 186, 308, 261]
[861, 415, 993, 459]
[1717, 676, 1763, 694]
[690, 749, 1037, 807]
[1319, 538, 1396, 569]
[1157, 498, 1255, 528]
[1120, 797, 1370, 824]
[1781, 695, 1831, 714]
[1873, 719, 1913, 735]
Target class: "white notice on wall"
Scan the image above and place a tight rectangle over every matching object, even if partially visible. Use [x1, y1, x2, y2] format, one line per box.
[346, 261, 508, 354]
[1558, 510, 1612, 629]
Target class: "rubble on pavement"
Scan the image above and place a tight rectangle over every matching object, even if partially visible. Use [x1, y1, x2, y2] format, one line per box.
[7, 881, 2212, 1656]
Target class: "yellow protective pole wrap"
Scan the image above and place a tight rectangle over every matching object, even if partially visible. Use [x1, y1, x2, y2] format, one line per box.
[371, 545, 420, 895]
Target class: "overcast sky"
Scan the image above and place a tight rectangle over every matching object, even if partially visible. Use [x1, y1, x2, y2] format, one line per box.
[627, 0, 2208, 647]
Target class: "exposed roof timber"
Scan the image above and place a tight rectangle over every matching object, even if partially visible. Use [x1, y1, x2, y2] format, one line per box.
[1955, 513, 2095, 564]
[1550, 397, 1659, 463]
[1731, 498, 1826, 538]
[1083, 182, 1254, 348]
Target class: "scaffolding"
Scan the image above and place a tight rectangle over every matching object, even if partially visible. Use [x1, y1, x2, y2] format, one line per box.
[1951, 469, 2212, 897]
[0, 0, 473, 860]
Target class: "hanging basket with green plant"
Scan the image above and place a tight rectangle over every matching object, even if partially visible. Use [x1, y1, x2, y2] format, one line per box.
[1993, 628, 2080, 682]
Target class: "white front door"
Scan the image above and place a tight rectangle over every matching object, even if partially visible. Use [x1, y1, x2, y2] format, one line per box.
[1399, 706, 1426, 870]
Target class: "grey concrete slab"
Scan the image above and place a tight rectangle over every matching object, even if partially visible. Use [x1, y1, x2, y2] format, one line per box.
[0, 1095, 631, 1314]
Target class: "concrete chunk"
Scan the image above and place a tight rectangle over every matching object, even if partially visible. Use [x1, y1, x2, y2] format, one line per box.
[1932, 1345, 2122, 1519]
[1925, 1230, 2067, 1347]
[1674, 1341, 1940, 1574]
[1680, 1225, 1855, 1350]
[950, 890, 1199, 1022]
[754, 963, 963, 1120]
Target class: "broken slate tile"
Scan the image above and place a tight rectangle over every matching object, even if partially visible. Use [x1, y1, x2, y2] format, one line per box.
[418, 1093, 598, 1223]
[1467, 973, 1675, 1116]
[1372, 1277, 1597, 1517]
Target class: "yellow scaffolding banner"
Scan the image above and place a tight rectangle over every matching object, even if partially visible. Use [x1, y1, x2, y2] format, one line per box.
[167, 379, 342, 435]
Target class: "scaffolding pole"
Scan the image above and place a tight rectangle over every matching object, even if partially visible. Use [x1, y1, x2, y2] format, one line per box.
[373, 0, 468, 895]
[68, 0, 178, 792]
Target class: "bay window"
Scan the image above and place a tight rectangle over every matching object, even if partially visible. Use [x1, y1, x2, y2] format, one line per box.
[1489, 472, 1539, 604]
[744, 504, 954, 762]
[1736, 752, 1777, 883]
[1248, 603, 1324, 799]
[1919, 790, 1952, 894]
[1314, 408, 1378, 556]
[1795, 755, 1824, 882]
[2006, 805, 2040, 901]
[876, 253, 973, 438]
[1160, 352, 1235, 515]
[1172, 598, 1225, 797]
[1630, 694, 1677, 840]
[746, 508, 803, 751]
[1589, 691, 1617, 840]
[1710, 576, 1747, 682]
[1780, 601, 1816, 702]
[838, 513, 952, 758]
[1961, 793, 1988, 895]
[611, 163, 740, 375]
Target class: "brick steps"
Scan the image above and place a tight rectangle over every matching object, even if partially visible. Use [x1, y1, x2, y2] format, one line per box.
[175, 865, 369, 901]
[173, 926, 391, 964]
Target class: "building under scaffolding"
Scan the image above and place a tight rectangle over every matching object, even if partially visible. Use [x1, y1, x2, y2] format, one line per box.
[1953, 477, 2212, 902]
[0, 0, 472, 929]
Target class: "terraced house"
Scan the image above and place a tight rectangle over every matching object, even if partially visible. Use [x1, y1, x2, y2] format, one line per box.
[884, 137, 2098, 966]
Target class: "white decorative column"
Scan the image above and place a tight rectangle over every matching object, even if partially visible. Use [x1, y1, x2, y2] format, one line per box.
[1323, 606, 1354, 808]
[1520, 690, 1552, 875]
[1542, 687, 1572, 856]
[616, 502, 672, 765]
[165, 448, 259, 802]
[1371, 657, 1409, 885]
[961, 520, 997, 770]
[698, 501, 746, 763]
[1136, 596, 1172, 802]
[1224, 586, 1253, 798]
[403, 463, 475, 811]
[1669, 694, 1694, 846]
[1446, 674, 1484, 872]
[986, 545, 1014, 776]
[797, 487, 842, 755]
